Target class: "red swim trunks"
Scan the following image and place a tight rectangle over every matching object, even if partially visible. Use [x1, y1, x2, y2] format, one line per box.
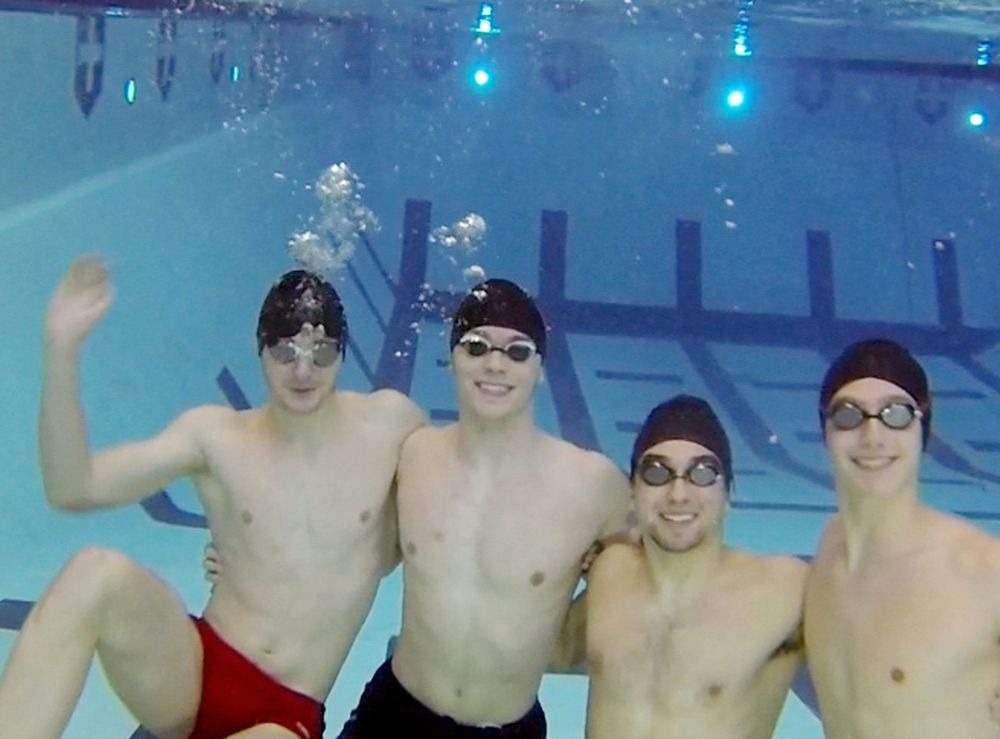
[187, 617, 325, 739]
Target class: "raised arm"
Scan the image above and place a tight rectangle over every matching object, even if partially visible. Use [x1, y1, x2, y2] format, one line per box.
[40, 257, 207, 511]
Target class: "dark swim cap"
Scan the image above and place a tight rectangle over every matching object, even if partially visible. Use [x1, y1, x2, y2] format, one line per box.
[449, 278, 547, 359]
[819, 338, 931, 445]
[631, 395, 732, 487]
[256, 270, 347, 355]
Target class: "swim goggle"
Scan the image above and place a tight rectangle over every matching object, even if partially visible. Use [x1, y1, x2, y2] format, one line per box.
[458, 335, 538, 362]
[267, 339, 340, 367]
[636, 455, 722, 487]
[825, 401, 923, 431]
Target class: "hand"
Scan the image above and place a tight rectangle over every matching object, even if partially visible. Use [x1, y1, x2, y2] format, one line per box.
[580, 540, 604, 575]
[45, 256, 114, 349]
[203, 542, 221, 584]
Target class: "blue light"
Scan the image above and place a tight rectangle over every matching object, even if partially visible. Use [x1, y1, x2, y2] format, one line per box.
[970, 111, 986, 127]
[472, 2, 501, 35]
[727, 89, 745, 107]
[123, 78, 136, 104]
[230, 65, 241, 83]
[978, 40, 992, 66]
[732, 0, 753, 57]
[474, 68, 491, 86]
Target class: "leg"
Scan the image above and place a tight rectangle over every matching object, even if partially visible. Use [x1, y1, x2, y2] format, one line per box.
[0, 547, 202, 739]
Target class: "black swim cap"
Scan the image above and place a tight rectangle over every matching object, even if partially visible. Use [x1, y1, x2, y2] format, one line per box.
[819, 338, 931, 445]
[631, 395, 732, 487]
[449, 278, 547, 359]
[256, 270, 347, 355]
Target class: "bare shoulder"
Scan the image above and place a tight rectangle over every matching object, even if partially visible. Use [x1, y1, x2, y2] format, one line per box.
[590, 541, 644, 585]
[545, 435, 626, 487]
[739, 552, 809, 598]
[357, 388, 426, 435]
[173, 403, 241, 435]
[810, 515, 844, 565]
[728, 550, 809, 594]
[400, 420, 451, 456]
[545, 435, 630, 528]
[931, 508, 1000, 577]
[723, 551, 806, 637]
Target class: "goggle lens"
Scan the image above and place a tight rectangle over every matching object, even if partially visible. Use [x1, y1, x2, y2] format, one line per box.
[637, 458, 722, 488]
[268, 340, 340, 367]
[459, 336, 537, 363]
[827, 401, 921, 431]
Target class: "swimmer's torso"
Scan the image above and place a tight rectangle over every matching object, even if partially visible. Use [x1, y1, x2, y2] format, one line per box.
[392, 424, 621, 726]
[585, 544, 805, 739]
[194, 391, 412, 701]
[805, 509, 1000, 739]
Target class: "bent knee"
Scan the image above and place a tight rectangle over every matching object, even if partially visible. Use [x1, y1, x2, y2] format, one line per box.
[55, 547, 145, 604]
[226, 723, 303, 739]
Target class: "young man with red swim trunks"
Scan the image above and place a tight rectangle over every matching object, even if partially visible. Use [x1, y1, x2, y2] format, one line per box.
[0, 258, 423, 739]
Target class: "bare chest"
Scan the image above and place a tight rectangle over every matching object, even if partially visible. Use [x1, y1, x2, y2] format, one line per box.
[398, 468, 596, 596]
[806, 559, 997, 692]
[201, 433, 395, 547]
[588, 584, 796, 705]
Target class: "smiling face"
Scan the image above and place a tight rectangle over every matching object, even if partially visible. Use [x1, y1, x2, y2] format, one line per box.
[261, 323, 341, 414]
[451, 325, 542, 422]
[824, 377, 923, 499]
[633, 439, 728, 554]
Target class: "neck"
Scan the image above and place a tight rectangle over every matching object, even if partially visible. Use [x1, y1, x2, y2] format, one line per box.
[262, 391, 339, 441]
[642, 529, 726, 597]
[455, 405, 538, 461]
[836, 478, 922, 568]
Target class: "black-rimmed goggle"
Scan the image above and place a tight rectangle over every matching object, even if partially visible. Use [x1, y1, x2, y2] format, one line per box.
[825, 401, 923, 431]
[458, 335, 538, 363]
[636, 456, 722, 487]
[267, 339, 340, 367]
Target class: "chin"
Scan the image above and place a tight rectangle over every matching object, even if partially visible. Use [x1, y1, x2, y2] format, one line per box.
[842, 469, 907, 498]
[282, 390, 326, 413]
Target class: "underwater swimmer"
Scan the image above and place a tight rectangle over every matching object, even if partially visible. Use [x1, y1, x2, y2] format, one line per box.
[337, 278, 630, 739]
[806, 339, 1000, 739]
[0, 258, 423, 739]
[551, 395, 807, 739]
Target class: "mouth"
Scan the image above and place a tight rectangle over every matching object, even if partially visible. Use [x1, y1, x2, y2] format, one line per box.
[475, 381, 513, 397]
[851, 456, 895, 471]
[659, 512, 697, 524]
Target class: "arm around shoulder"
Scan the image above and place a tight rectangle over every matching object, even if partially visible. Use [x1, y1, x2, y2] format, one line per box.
[591, 453, 632, 541]
[551, 587, 589, 675]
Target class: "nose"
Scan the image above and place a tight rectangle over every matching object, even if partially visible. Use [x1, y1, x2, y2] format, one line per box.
[483, 347, 506, 372]
[665, 479, 691, 505]
[291, 355, 313, 378]
[857, 416, 885, 446]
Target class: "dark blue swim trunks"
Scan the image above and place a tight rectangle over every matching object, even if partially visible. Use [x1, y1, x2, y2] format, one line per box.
[337, 659, 546, 739]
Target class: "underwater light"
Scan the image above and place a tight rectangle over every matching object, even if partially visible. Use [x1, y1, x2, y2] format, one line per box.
[978, 40, 992, 67]
[230, 65, 241, 82]
[732, 0, 753, 57]
[474, 68, 491, 86]
[727, 88, 745, 107]
[969, 111, 986, 127]
[123, 78, 136, 105]
[472, 2, 501, 35]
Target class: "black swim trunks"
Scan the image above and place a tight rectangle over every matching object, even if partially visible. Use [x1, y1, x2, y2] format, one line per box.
[337, 659, 546, 738]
